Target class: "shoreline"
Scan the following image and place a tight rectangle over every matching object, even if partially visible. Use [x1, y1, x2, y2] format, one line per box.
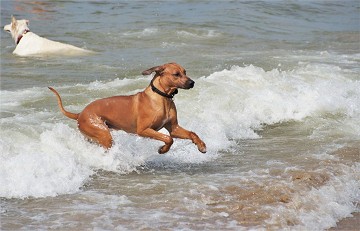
[329, 213, 360, 231]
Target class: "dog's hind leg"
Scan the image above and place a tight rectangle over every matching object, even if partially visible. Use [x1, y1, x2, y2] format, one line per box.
[77, 114, 113, 149]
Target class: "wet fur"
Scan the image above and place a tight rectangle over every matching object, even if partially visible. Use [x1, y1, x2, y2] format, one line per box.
[49, 63, 206, 154]
[4, 16, 93, 56]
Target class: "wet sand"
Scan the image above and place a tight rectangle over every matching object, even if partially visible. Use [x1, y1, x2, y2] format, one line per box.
[329, 148, 360, 231]
[329, 213, 360, 231]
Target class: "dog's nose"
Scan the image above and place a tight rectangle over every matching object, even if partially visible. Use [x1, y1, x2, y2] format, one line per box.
[188, 79, 195, 88]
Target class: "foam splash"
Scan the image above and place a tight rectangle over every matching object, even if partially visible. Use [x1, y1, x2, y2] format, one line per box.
[266, 161, 360, 230]
[0, 123, 216, 198]
[189, 64, 360, 147]
[0, 63, 359, 199]
[123, 28, 159, 37]
[176, 29, 220, 39]
[122, 27, 220, 39]
[0, 124, 91, 198]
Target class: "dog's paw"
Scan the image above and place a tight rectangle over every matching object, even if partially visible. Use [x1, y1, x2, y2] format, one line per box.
[197, 142, 207, 153]
[158, 145, 170, 154]
[198, 147, 207, 153]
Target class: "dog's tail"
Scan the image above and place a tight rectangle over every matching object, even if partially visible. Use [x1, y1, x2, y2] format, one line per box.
[48, 87, 79, 120]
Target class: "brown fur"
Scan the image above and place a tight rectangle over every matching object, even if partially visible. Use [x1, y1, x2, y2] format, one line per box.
[49, 63, 206, 154]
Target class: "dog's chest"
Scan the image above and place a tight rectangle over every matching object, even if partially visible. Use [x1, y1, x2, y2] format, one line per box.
[151, 103, 173, 130]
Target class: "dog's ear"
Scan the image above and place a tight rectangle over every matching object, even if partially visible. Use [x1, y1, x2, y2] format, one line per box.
[11, 15, 17, 24]
[142, 65, 165, 75]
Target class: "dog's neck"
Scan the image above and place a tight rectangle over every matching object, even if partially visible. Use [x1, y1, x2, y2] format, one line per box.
[150, 77, 178, 99]
[16, 29, 30, 44]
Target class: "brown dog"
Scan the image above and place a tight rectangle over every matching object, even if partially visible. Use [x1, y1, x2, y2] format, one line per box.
[49, 63, 206, 154]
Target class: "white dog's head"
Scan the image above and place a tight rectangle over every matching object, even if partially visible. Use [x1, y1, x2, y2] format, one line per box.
[4, 16, 30, 44]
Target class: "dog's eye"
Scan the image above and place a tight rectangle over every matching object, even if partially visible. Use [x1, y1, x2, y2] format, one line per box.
[173, 72, 181, 77]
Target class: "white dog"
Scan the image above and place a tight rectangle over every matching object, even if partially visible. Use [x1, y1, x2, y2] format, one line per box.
[4, 16, 93, 56]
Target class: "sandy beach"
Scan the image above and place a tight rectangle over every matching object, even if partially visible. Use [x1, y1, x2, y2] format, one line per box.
[330, 213, 360, 231]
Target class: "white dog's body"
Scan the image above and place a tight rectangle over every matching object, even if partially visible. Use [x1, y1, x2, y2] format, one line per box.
[4, 16, 92, 57]
[11, 31, 91, 56]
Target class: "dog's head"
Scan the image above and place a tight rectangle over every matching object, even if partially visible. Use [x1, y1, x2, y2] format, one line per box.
[142, 63, 195, 90]
[4, 16, 30, 44]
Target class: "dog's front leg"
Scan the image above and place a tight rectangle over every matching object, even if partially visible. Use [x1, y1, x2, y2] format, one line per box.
[137, 128, 174, 154]
[167, 125, 206, 153]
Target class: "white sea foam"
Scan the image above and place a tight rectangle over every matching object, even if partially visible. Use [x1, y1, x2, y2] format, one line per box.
[86, 77, 146, 91]
[192, 64, 360, 145]
[123, 28, 159, 38]
[177, 29, 220, 39]
[266, 162, 360, 230]
[0, 64, 359, 200]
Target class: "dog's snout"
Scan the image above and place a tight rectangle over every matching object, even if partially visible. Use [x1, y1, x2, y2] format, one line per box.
[183, 78, 195, 89]
[188, 79, 195, 88]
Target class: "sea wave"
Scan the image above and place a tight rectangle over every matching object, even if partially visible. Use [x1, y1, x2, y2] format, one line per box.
[122, 28, 159, 37]
[0, 63, 359, 199]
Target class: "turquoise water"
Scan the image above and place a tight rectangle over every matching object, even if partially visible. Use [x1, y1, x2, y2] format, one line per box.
[1, 1, 359, 230]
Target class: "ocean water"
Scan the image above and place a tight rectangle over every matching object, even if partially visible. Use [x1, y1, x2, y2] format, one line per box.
[1, 0, 359, 230]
